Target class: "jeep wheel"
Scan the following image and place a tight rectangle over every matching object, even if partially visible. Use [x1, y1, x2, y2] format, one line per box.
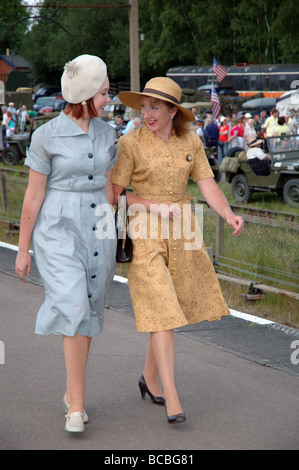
[283, 178, 299, 208]
[231, 174, 252, 203]
[1, 146, 20, 165]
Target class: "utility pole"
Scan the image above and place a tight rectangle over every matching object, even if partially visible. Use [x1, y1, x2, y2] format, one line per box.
[129, 0, 140, 94]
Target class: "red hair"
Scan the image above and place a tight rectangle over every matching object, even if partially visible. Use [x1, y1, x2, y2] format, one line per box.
[64, 97, 98, 119]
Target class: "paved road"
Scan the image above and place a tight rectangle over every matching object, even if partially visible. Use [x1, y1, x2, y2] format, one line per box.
[0, 245, 298, 451]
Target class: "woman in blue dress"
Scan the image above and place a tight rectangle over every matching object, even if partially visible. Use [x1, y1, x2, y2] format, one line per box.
[15, 55, 117, 433]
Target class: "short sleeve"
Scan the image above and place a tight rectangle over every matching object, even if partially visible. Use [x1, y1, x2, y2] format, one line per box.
[111, 135, 134, 187]
[107, 142, 118, 171]
[24, 127, 51, 175]
[190, 136, 214, 182]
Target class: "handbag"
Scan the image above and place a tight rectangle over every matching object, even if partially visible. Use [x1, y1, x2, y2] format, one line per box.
[115, 188, 133, 263]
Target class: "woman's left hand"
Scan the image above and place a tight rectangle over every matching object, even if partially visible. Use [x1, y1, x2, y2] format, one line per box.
[226, 214, 244, 236]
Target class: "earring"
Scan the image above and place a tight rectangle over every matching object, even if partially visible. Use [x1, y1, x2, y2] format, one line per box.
[170, 115, 174, 120]
[81, 101, 87, 106]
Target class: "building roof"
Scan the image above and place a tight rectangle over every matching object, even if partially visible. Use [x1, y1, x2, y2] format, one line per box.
[0, 55, 30, 69]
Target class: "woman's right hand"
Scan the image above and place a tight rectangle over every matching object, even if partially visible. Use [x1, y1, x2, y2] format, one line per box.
[15, 251, 32, 283]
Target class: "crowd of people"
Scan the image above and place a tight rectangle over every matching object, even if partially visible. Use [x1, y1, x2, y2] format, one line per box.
[192, 107, 298, 163]
[1, 102, 30, 149]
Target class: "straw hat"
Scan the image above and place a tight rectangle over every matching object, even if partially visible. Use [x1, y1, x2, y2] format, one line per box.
[248, 137, 263, 147]
[61, 54, 107, 104]
[119, 77, 195, 121]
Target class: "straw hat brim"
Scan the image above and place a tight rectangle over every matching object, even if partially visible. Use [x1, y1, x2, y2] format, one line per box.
[118, 90, 195, 122]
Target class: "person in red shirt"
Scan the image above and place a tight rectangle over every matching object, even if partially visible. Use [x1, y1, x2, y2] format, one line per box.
[218, 116, 229, 162]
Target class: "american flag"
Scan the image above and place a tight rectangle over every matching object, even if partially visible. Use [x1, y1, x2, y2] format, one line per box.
[213, 57, 227, 83]
[211, 84, 221, 118]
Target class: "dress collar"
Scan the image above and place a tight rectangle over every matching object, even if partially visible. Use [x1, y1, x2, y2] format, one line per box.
[52, 111, 109, 139]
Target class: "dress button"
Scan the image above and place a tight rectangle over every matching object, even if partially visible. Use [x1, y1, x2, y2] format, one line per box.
[169, 191, 173, 195]
[88, 153, 93, 159]
[91, 274, 96, 279]
[169, 182, 173, 186]
[90, 203, 96, 208]
[92, 226, 97, 231]
[88, 294, 92, 299]
[88, 175, 93, 180]
[94, 251, 98, 256]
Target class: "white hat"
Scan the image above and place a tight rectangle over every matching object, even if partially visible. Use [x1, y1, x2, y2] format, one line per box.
[245, 112, 252, 118]
[61, 54, 107, 104]
[220, 116, 226, 123]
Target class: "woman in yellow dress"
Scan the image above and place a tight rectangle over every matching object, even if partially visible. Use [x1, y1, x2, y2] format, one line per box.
[112, 77, 243, 424]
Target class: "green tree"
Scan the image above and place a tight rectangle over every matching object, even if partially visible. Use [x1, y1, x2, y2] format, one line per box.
[0, 0, 28, 54]
[20, 0, 130, 85]
[9, 0, 299, 87]
[273, 0, 299, 63]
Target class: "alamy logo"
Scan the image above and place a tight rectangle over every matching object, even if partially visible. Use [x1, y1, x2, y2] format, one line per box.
[94, 203, 204, 250]
[0, 341, 5, 365]
[290, 340, 299, 365]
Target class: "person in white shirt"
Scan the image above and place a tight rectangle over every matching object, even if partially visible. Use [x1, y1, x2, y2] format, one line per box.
[7, 102, 17, 117]
[263, 108, 279, 137]
[246, 137, 271, 175]
[18, 105, 29, 132]
[244, 118, 257, 149]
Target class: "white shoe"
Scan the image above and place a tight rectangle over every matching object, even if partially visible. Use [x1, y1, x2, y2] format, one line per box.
[65, 412, 85, 433]
[63, 393, 89, 424]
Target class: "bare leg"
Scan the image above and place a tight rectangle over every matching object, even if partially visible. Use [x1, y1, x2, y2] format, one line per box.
[63, 334, 92, 413]
[143, 335, 163, 397]
[149, 330, 183, 416]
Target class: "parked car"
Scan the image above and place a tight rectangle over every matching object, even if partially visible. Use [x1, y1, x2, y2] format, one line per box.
[33, 96, 66, 115]
[33, 86, 61, 102]
[0, 113, 59, 165]
[101, 97, 126, 121]
[222, 135, 299, 208]
[39, 98, 67, 115]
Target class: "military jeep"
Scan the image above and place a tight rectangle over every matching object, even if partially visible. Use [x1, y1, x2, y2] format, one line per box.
[1, 112, 59, 166]
[204, 146, 221, 183]
[222, 135, 299, 208]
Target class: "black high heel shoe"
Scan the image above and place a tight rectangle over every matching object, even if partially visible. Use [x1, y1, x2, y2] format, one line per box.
[165, 401, 186, 424]
[165, 407, 186, 424]
[138, 375, 165, 406]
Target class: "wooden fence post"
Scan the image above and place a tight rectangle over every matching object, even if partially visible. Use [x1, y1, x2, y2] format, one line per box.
[0, 173, 8, 212]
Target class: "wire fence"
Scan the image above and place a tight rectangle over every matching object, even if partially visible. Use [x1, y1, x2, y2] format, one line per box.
[200, 204, 299, 295]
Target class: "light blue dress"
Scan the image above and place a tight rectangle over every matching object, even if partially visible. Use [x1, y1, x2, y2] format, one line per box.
[25, 111, 117, 337]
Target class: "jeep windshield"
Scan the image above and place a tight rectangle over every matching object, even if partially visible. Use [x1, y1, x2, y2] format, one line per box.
[267, 135, 299, 162]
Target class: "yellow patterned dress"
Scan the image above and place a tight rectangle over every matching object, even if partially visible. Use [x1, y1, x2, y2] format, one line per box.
[112, 125, 229, 332]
